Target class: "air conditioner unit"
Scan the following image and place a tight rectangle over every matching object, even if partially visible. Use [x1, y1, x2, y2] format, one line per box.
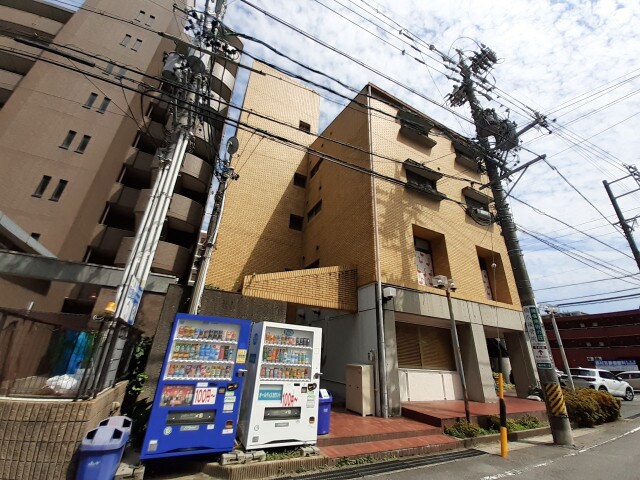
[472, 207, 492, 222]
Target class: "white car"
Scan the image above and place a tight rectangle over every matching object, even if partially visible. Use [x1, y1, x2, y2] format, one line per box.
[616, 371, 640, 392]
[569, 368, 635, 401]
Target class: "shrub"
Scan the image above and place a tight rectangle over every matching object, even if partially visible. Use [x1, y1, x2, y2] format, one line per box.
[563, 387, 620, 427]
[487, 414, 543, 432]
[445, 421, 492, 438]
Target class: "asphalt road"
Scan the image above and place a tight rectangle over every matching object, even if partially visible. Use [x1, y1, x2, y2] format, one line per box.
[363, 397, 640, 480]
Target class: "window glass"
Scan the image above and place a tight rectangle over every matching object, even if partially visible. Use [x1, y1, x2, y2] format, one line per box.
[120, 34, 131, 47]
[32, 175, 52, 197]
[49, 180, 68, 202]
[75, 135, 91, 154]
[60, 130, 77, 149]
[599, 371, 615, 380]
[135, 10, 145, 22]
[131, 39, 142, 52]
[307, 200, 322, 222]
[97, 98, 111, 113]
[83, 92, 98, 108]
[289, 214, 303, 231]
[146, 15, 155, 27]
[414, 237, 434, 287]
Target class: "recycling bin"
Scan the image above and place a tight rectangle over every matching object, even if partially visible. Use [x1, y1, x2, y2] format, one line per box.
[317, 389, 332, 435]
[76, 426, 127, 480]
[99, 416, 132, 442]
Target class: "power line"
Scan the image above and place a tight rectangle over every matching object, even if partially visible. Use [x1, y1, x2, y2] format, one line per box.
[534, 273, 640, 292]
[539, 286, 640, 305]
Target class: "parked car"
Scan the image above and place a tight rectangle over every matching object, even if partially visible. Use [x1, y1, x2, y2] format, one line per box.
[569, 368, 635, 401]
[616, 371, 640, 392]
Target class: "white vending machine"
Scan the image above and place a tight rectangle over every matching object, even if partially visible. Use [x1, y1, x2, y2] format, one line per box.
[238, 322, 322, 450]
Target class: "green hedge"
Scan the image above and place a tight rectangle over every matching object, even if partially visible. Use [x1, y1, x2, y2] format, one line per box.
[563, 387, 620, 427]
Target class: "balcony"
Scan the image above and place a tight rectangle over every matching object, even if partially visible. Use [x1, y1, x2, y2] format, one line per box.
[192, 121, 220, 161]
[137, 120, 165, 154]
[210, 60, 236, 102]
[0, 35, 38, 75]
[179, 153, 212, 194]
[115, 237, 190, 276]
[108, 183, 140, 213]
[0, 5, 64, 41]
[135, 190, 203, 233]
[90, 225, 134, 255]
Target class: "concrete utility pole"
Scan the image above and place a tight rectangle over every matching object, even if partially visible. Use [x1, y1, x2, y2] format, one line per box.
[442, 44, 574, 445]
[603, 168, 640, 272]
[543, 305, 575, 391]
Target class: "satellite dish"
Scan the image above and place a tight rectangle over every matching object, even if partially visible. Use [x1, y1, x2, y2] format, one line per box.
[226, 136, 239, 155]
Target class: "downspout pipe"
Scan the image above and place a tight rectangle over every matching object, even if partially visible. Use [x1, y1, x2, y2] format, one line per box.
[367, 85, 389, 418]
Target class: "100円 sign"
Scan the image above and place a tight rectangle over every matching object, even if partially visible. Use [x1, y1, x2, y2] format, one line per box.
[523, 305, 553, 369]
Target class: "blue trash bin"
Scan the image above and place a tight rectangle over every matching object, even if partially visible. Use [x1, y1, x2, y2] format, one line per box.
[76, 426, 128, 480]
[317, 389, 332, 435]
[99, 416, 132, 443]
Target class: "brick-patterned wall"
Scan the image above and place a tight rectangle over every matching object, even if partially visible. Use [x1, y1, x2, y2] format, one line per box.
[205, 64, 320, 291]
[303, 92, 376, 287]
[242, 265, 358, 311]
[0, 382, 126, 480]
[368, 93, 522, 311]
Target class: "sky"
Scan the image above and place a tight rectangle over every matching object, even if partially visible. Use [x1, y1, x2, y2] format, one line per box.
[52, 0, 640, 314]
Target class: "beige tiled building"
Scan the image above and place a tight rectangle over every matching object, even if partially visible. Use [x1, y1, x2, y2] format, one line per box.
[207, 66, 539, 414]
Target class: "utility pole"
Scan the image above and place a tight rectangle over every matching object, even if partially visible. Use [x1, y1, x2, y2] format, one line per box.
[442, 44, 574, 445]
[105, 0, 236, 384]
[603, 168, 640, 272]
[543, 305, 575, 391]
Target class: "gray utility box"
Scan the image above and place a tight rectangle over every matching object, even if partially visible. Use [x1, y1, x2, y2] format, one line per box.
[345, 364, 374, 416]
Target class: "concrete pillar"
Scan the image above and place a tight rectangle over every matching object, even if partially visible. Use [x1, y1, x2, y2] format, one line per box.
[459, 322, 498, 402]
[382, 303, 402, 416]
[504, 330, 539, 398]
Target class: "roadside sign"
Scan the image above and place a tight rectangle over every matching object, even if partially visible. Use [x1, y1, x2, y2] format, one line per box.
[523, 305, 553, 369]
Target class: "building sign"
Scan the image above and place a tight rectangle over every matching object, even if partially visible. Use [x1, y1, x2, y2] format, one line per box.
[595, 359, 639, 372]
[523, 305, 552, 369]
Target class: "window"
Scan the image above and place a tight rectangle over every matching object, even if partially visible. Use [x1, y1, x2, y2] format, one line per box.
[397, 109, 437, 148]
[293, 172, 307, 187]
[413, 226, 451, 288]
[478, 257, 493, 300]
[83, 92, 98, 109]
[97, 97, 111, 114]
[105, 63, 115, 74]
[463, 186, 492, 222]
[30, 233, 41, 241]
[134, 10, 145, 22]
[299, 121, 311, 133]
[289, 214, 303, 231]
[476, 246, 512, 304]
[305, 259, 320, 269]
[310, 158, 323, 178]
[599, 371, 615, 380]
[396, 322, 455, 371]
[146, 15, 156, 27]
[131, 39, 142, 52]
[32, 175, 51, 198]
[116, 67, 127, 78]
[307, 200, 322, 222]
[75, 135, 91, 154]
[415, 237, 434, 287]
[60, 130, 77, 149]
[120, 34, 131, 47]
[404, 159, 445, 200]
[49, 180, 68, 202]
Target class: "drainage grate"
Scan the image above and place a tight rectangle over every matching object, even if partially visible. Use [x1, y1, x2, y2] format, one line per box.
[280, 449, 487, 480]
[625, 412, 640, 420]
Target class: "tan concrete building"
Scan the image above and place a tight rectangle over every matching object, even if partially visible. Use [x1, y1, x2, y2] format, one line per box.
[207, 66, 538, 414]
[0, 0, 239, 320]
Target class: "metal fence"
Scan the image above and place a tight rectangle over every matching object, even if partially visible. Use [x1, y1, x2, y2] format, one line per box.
[0, 308, 140, 400]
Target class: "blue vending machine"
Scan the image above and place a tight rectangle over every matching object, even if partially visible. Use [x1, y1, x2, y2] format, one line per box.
[141, 314, 251, 459]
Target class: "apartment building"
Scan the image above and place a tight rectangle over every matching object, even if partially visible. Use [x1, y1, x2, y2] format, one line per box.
[0, 0, 239, 320]
[544, 309, 640, 371]
[206, 65, 539, 413]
